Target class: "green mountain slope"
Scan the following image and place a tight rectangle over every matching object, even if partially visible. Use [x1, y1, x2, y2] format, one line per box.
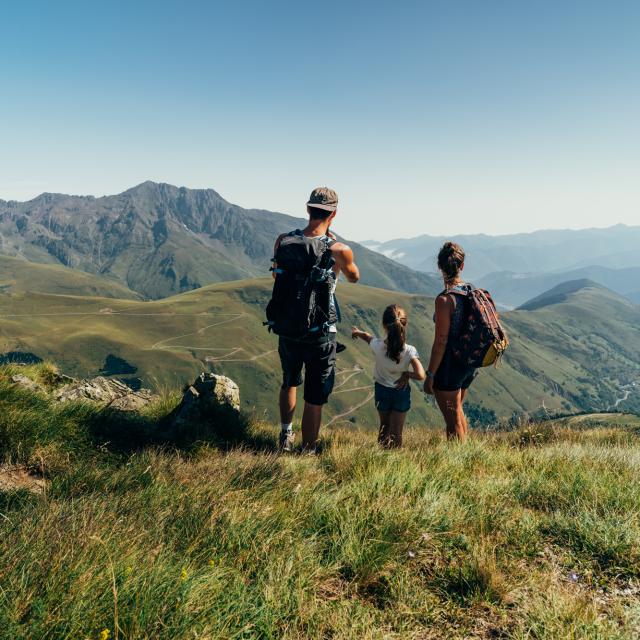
[0, 182, 439, 299]
[0, 255, 139, 299]
[2, 276, 638, 423]
[517, 279, 605, 310]
[507, 281, 640, 412]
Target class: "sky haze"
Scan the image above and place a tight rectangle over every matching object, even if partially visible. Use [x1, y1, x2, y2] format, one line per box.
[1, 0, 638, 240]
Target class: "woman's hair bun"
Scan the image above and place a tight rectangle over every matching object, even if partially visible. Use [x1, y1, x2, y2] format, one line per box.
[437, 242, 465, 282]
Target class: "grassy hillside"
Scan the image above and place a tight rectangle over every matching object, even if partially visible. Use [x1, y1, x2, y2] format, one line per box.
[0, 255, 140, 299]
[1, 278, 639, 424]
[1, 372, 639, 639]
[507, 282, 640, 413]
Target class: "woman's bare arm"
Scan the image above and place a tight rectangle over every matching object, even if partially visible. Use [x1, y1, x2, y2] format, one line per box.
[424, 295, 453, 393]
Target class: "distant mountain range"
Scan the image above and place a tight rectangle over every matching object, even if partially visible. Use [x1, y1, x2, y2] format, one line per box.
[362, 225, 640, 308]
[478, 266, 640, 309]
[0, 182, 439, 299]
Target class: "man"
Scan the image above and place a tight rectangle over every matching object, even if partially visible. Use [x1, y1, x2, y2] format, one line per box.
[273, 187, 359, 452]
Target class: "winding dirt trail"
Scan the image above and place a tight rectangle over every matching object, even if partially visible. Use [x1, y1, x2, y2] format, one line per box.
[0, 306, 279, 364]
[150, 313, 248, 351]
[205, 349, 277, 363]
[325, 390, 375, 427]
[148, 312, 280, 362]
[608, 380, 638, 410]
[333, 365, 365, 389]
[333, 385, 371, 395]
[2, 303, 379, 419]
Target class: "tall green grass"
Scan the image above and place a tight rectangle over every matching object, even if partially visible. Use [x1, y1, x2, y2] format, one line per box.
[0, 368, 639, 639]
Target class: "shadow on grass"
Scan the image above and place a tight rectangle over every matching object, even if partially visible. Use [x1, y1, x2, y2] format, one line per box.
[87, 405, 278, 456]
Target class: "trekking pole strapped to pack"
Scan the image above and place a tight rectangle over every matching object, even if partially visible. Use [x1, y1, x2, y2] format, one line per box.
[264, 230, 338, 339]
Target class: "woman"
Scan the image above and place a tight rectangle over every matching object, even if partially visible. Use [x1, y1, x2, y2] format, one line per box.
[423, 242, 477, 440]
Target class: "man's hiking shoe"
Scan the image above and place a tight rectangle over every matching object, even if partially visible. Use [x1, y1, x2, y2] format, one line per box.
[336, 342, 347, 354]
[279, 431, 295, 452]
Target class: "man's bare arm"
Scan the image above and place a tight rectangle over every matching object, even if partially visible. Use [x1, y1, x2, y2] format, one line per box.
[333, 243, 360, 283]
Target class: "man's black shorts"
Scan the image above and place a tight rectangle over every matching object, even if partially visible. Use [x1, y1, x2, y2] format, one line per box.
[278, 335, 336, 405]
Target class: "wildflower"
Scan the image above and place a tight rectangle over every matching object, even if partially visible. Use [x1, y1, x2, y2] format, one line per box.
[180, 567, 188, 581]
[99, 630, 111, 640]
[208, 559, 215, 568]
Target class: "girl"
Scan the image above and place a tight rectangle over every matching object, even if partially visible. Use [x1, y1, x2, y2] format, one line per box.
[423, 242, 476, 441]
[352, 305, 425, 447]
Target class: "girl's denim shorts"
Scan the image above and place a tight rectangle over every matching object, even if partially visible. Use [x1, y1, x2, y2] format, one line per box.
[374, 382, 411, 413]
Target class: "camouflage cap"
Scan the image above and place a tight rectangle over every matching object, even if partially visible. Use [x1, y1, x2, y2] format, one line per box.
[307, 187, 338, 211]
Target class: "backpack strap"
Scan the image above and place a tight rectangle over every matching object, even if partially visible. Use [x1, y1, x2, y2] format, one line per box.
[312, 235, 336, 275]
[439, 284, 473, 311]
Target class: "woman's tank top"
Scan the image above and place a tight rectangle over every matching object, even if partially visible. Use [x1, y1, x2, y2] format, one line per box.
[433, 283, 472, 343]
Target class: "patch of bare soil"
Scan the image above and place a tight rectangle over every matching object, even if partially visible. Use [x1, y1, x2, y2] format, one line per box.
[0, 464, 46, 493]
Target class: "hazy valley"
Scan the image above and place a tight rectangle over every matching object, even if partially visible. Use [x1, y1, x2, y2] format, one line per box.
[363, 225, 640, 309]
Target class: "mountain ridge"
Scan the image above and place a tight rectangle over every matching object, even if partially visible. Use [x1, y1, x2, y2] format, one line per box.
[517, 279, 608, 311]
[0, 181, 440, 300]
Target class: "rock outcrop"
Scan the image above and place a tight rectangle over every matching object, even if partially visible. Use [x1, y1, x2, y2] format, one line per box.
[0, 464, 46, 494]
[170, 373, 240, 429]
[8, 366, 244, 432]
[10, 370, 75, 394]
[10, 374, 45, 394]
[54, 376, 157, 411]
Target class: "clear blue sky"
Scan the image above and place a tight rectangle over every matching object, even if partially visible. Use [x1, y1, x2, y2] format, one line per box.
[1, 1, 638, 239]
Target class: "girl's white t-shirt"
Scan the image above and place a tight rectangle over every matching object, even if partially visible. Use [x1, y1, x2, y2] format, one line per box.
[369, 338, 420, 388]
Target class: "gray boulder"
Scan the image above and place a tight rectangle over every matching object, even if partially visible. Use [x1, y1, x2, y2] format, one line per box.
[192, 372, 240, 412]
[170, 373, 240, 428]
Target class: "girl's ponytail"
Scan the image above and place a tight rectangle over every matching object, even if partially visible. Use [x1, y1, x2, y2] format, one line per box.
[382, 304, 407, 363]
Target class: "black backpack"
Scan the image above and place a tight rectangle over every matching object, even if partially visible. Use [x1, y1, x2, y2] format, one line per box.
[264, 230, 338, 339]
